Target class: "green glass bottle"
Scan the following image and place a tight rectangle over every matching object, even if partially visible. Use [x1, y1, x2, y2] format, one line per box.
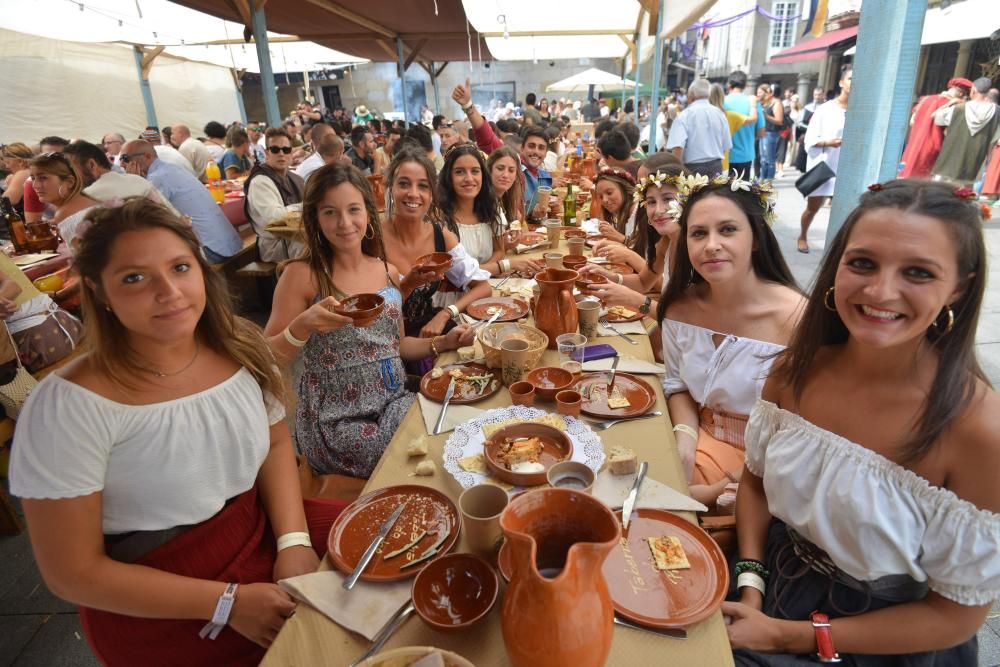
[562, 184, 576, 227]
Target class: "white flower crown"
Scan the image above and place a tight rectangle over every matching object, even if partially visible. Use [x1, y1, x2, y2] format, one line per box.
[635, 170, 776, 226]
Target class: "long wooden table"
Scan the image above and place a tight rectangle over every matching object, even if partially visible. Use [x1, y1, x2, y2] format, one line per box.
[261, 234, 734, 667]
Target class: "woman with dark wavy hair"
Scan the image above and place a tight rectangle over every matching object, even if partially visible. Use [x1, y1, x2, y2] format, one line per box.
[265, 162, 474, 478]
[726, 180, 998, 665]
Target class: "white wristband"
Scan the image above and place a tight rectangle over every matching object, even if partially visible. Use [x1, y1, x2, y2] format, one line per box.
[446, 304, 460, 319]
[736, 572, 766, 595]
[500, 258, 512, 274]
[616, 273, 624, 285]
[199, 583, 238, 640]
[277, 531, 313, 552]
[672, 423, 699, 441]
[283, 326, 308, 348]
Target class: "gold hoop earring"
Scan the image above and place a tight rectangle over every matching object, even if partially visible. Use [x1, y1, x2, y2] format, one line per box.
[823, 287, 837, 312]
[933, 306, 955, 336]
[365, 223, 375, 240]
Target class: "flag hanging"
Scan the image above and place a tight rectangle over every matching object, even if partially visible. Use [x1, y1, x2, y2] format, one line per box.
[803, 0, 830, 37]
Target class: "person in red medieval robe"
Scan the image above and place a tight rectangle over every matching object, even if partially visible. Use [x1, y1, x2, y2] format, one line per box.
[899, 78, 972, 179]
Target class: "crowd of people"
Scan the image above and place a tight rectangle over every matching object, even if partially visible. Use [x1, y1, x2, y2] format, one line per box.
[1, 64, 998, 667]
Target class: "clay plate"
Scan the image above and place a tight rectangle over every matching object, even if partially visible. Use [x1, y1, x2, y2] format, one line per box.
[603, 304, 644, 323]
[603, 508, 728, 628]
[517, 231, 547, 247]
[412, 553, 499, 632]
[604, 262, 635, 275]
[525, 366, 575, 401]
[467, 297, 529, 322]
[483, 423, 573, 486]
[329, 485, 462, 582]
[576, 372, 656, 419]
[420, 363, 498, 404]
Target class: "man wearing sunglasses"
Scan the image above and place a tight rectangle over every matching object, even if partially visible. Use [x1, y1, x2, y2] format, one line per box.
[243, 128, 305, 262]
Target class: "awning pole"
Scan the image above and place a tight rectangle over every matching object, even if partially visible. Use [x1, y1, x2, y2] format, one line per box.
[397, 37, 409, 125]
[132, 46, 158, 128]
[646, 0, 665, 153]
[826, 0, 927, 242]
[431, 60, 441, 114]
[251, 6, 281, 128]
[634, 29, 642, 115]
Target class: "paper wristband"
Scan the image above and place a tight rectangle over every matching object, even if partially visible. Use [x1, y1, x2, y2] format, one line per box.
[672, 423, 699, 441]
[199, 583, 238, 640]
[736, 572, 766, 595]
[283, 326, 308, 348]
[446, 304, 460, 319]
[277, 531, 313, 552]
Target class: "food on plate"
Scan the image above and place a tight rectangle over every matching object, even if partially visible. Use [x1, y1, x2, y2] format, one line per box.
[511, 461, 546, 474]
[499, 285, 513, 297]
[646, 535, 691, 571]
[607, 446, 637, 475]
[482, 414, 567, 438]
[607, 305, 638, 319]
[447, 368, 495, 395]
[509, 219, 522, 231]
[458, 453, 488, 474]
[495, 436, 543, 467]
[457, 346, 476, 361]
[607, 385, 632, 409]
[406, 436, 428, 458]
[413, 460, 437, 476]
[486, 306, 502, 316]
[430, 367, 444, 379]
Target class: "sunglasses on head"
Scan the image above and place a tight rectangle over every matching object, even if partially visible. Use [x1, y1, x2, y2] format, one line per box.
[119, 152, 146, 164]
[268, 146, 293, 154]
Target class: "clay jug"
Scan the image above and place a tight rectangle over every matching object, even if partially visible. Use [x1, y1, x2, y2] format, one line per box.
[499, 488, 620, 667]
[534, 268, 579, 349]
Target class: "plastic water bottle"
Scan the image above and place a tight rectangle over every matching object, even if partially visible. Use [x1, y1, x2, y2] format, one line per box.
[897, 162, 905, 178]
[576, 142, 583, 157]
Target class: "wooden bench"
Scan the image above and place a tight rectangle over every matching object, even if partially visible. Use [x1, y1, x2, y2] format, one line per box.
[235, 260, 278, 309]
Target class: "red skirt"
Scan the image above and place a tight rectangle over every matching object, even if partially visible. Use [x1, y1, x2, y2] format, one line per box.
[982, 142, 1000, 195]
[79, 486, 346, 667]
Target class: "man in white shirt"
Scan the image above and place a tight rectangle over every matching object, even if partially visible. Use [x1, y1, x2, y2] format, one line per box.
[63, 140, 180, 217]
[170, 123, 211, 181]
[245, 128, 306, 262]
[666, 78, 732, 176]
[293, 122, 335, 182]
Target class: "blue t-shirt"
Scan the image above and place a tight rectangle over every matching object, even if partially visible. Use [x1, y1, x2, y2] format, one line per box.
[219, 149, 252, 175]
[724, 92, 765, 164]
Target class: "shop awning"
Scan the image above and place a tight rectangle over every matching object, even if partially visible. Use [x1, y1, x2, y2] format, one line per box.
[769, 25, 859, 65]
[844, 0, 1000, 56]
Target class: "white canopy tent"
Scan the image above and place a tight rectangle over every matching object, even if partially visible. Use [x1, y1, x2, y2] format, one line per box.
[843, 0, 1000, 56]
[546, 68, 638, 93]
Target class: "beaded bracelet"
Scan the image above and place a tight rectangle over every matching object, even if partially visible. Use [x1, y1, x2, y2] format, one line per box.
[735, 558, 770, 580]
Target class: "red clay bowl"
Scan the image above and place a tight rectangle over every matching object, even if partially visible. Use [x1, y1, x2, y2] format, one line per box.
[526, 366, 575, 401]
[411, 553, 499, 632]
[576, 273, 609, 291]
[562, 254, 588, 271]
[334, 293, 385, 327]
[415, 251, 453, 274]
[562, 229, 588, 239]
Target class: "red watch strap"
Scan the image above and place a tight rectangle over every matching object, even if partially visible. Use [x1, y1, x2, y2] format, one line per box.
[810, 611, 841, 663]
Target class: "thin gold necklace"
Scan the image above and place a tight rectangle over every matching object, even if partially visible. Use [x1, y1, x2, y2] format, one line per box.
[135, 341, 201, 378]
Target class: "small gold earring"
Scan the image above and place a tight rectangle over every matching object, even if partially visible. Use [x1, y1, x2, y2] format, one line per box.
[823, 287, 837, 312]
[933, 306, 955, 336]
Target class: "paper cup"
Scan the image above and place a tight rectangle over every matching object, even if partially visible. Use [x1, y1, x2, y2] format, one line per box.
[566, 237, 585, 256]
[459, 484, 510, 556]
[500, 338, 531, 386]
[536, 185, 552, 210]
[576, 300, 601, 339]
[543, 252, 565, 269]
[544, 220, 562, 247]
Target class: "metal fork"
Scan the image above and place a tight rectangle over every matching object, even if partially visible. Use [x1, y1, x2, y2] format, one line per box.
[588, 411, 663, 431]
[599, 317, 639, 345]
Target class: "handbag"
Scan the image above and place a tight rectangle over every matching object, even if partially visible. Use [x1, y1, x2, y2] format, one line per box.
[795, 158, 836, 197]
[0, 321, 38, 419]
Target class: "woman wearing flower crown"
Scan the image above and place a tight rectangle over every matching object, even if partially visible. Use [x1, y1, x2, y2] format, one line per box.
[724, 180, 998, 665]
[655, 173, 804, 527]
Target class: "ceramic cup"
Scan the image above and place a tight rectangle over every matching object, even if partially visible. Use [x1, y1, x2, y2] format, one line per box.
[501, 338, 532, 386]
[543, 252, 564, 269]
[556, 332, 587, 376]
[459, 484, 510, 557]
[508, 381, 536, 407]
[547, 460, 595, 493]
[566, 237, 585, 256]
[576, 299, 601, 339]
[544, 220, 562, 248]
[555, 389, 583, 418]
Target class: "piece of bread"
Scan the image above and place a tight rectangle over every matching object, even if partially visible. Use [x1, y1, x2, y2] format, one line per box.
[406, 436, 428, 458]
[413, 460, 436, 476]
[646, 535, 691, 570]
[458, 453, 488, 474]
[607, 385, 631, 409]
[607, 446, 637, 475]
[457, 346, 476, 361]
[482, 414, 567, 438]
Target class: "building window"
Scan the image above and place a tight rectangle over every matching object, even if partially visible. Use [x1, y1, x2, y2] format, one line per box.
[768, 1, 799, 56]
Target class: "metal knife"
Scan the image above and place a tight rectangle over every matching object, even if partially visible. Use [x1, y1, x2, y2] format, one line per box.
[348, 599, 416, 666]
[608, 355, 621, 390]
[433, 378, 456, 435]
[614, 615, 687, 640]
[343, 500, 409, 590]
[621, 461, 648, 531]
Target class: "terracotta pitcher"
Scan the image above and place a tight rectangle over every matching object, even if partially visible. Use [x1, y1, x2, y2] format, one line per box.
[534, 268, 579, 349]
[499, 488, 621, 667]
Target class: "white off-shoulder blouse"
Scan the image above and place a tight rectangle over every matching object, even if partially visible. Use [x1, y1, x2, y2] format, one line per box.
[745, 399, 1000, 606]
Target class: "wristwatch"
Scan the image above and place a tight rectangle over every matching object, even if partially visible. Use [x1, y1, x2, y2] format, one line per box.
[810, 612, 842, 663]
[638, 296, 652, 315]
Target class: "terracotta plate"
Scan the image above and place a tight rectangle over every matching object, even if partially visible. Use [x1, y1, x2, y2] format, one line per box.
[602, 508, 728, 628]
[517, 231, 547, 247]
[483, 423, 573, 486]
[603, 305, 644, 323]
[420, 363, 498, 405]
[467, 297, 529, 322]
[576, 372, 656, 419]
[329, 485, 462, 582]
[605, 262, 636, 275]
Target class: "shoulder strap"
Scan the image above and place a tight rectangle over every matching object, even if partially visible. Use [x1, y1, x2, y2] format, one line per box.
[432, 222, 446, 252]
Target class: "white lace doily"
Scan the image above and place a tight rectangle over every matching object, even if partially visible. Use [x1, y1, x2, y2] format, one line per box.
[442, 406, 606, 490]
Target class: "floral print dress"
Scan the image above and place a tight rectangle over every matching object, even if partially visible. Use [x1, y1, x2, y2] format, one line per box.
[295, 283, 415, 478]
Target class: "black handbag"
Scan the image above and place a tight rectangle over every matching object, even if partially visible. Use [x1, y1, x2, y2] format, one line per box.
[795, 159, 835, 197]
